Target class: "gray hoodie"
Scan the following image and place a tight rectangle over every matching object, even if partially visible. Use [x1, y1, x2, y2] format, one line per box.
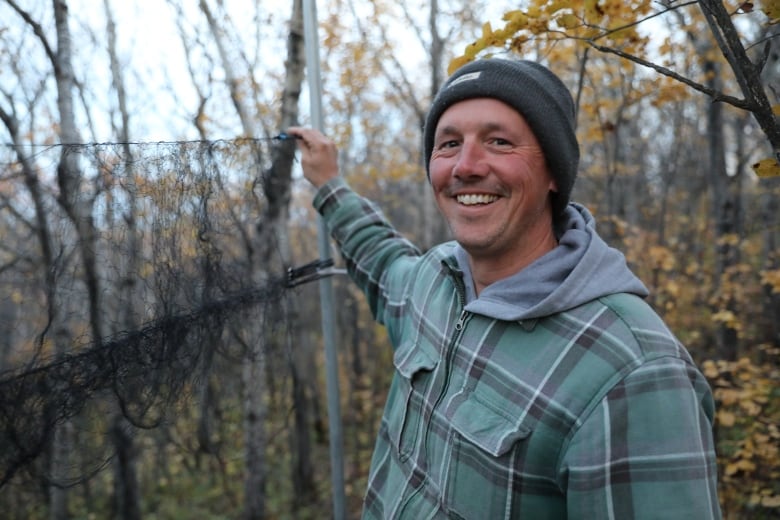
[454, 202, 649, 321]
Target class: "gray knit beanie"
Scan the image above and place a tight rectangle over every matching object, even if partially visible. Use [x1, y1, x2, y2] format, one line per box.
[423, 58, 579, 217]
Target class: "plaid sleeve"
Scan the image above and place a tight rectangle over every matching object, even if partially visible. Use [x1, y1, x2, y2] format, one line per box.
[313, 178, 421, 325]
[562, 355, 722, 519]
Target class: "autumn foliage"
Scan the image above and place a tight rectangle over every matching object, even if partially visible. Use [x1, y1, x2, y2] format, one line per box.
[703, 354, 780, 513]
[1, 1, 779, 519]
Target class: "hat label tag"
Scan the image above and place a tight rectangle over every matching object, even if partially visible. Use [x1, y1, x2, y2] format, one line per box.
[448, 71, 481, 88]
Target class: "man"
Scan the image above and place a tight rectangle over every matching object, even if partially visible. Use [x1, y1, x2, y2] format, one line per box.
[289, 58, 721, 519]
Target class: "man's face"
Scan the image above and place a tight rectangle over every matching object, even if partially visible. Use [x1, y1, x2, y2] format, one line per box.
[429, 98, 558, 262]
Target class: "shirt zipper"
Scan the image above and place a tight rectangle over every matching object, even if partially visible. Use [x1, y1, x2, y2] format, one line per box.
[421, 266, 469, 462]
[451, 265, 469, 336]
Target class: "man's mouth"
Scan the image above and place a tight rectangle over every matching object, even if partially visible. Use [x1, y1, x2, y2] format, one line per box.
[456, 194, 499, 206]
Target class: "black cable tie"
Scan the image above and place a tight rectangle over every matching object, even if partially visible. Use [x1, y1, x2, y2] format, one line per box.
[286, 258, 345, 287]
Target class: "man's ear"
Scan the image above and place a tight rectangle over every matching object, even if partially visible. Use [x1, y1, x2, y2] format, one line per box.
[549, 179, 559, 193]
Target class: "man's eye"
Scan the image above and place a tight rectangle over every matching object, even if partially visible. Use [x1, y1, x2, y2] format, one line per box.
[490, 137, 511, 146]
[440, 140, 460, 149]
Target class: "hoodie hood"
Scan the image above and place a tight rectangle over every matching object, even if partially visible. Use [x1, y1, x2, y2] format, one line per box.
[452, 203, 649, 321]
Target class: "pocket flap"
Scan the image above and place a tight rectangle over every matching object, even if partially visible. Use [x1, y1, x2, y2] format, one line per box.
[448, 392, 532, 457]
[393, 342, 439, 379]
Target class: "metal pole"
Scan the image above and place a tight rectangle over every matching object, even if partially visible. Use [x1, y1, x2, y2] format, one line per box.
[301, 1, 346, 519]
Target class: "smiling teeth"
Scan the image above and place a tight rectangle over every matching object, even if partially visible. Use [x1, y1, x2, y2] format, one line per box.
[457, 194, 498, 205]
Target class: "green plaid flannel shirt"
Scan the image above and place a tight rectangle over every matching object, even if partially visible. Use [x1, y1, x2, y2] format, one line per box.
[315, 178, 721, 519]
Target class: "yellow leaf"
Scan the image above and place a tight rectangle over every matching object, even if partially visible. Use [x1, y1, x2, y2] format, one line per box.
[557, 13, 581, 29]
[502, 10, 526, 22]
[740, 399, 762, 416]
[448, 56, 473, 75]
[759, 0, 780, 21]
[711, 310, 742, 331]
[584, 0, 603, 22]
[752, 157, 780, 177]
[711, 310, 732, 323]
[665, 279, 680, 298]
[716, 233, 740, 247]
[503, 11, 529, 32]
[762, 494, 780, 507]
[718, 410, 736, 427]
[760, 269, 780, 294]
[648, 245, 675, 271]
[526, 5, 542, 18]
[702, 360, 719, 379]
[736, 459, 757, 472]
[546, 0, 571, 15]
[481, 22, 493, 39]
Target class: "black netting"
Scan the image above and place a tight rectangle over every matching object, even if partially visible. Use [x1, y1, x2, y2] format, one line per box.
[0, 137, 310, 487]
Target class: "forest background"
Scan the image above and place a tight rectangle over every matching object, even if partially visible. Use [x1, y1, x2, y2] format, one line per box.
[0, 0, 778, 519]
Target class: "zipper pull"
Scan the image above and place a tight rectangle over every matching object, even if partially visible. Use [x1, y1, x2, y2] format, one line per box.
[455, 310, 467, 331]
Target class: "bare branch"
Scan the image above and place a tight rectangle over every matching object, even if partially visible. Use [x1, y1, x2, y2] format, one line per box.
[590, 0, 701, 45]
[587, 41, 753, 110]
[4, 0, 58, 71]
[698, 0, 780, 152]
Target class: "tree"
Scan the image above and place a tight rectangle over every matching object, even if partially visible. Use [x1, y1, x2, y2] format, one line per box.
[101, 0, 143, 516]
[1, 1, 100, 517]
[174, 0, 308, 516]
[451, 1, 780, 174]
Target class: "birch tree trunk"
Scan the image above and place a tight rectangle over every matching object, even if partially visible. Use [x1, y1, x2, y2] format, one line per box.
[52, 2, 85, 517]
[53, 0, 104, 343]
[102, 1, 142, 517]
[0, 103, 72, 520]
[197, 0, 306, 516]
[272, 3, 314, 513]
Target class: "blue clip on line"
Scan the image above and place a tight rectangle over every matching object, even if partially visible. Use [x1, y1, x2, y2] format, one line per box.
[274, 132, 302, 141]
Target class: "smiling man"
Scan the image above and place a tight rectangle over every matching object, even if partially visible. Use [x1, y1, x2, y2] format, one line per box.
[289, 57, 721, 519]
[428, 96, 559, 291]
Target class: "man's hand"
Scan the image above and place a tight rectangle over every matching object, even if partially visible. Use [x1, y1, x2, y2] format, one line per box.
[286, 127, 339, 188]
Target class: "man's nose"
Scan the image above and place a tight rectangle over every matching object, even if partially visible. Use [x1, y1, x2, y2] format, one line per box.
[452, 140, 489, 178]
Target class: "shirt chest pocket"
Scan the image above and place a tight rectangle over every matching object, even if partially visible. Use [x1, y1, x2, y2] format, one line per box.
[442, 391, 538, 519]
[387, 342, 439, 461]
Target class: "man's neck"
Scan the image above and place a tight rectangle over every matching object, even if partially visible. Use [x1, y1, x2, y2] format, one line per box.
[468, 231, 559, 297]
